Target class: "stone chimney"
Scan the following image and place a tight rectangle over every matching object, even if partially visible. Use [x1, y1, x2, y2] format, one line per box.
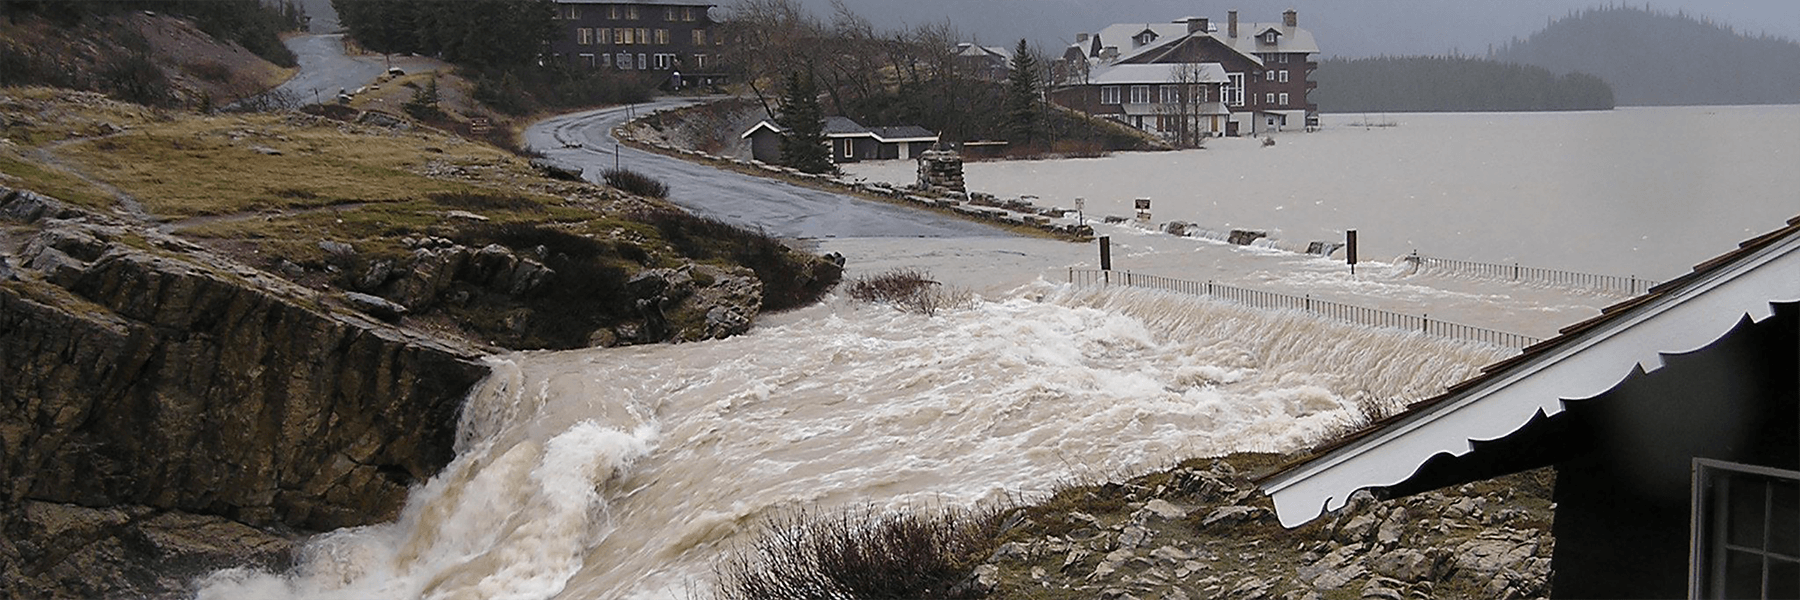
[1284, 9, 1298, 27]
[1228, 10, 1238, 38]
[1186, 17, 1209, 34]
[1077, 32, 1090, 43]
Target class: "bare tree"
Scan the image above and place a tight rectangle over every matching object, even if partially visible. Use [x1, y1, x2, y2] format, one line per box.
[1158, 63, 1215, 148]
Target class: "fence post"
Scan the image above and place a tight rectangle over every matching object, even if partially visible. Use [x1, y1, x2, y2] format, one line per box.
[1422, 313, 1429, 333]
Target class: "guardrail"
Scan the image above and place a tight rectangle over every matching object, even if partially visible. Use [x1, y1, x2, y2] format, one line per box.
[1406, 253, 1658, 296]
[1068, 269, 1542, 349]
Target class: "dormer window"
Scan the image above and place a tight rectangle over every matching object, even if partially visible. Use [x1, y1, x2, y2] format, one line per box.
[1134, 30, 1158, 47]
[1261, 29, 1281, 45]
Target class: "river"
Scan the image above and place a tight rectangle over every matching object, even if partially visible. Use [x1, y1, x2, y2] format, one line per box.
[196, 106, 1793, 599]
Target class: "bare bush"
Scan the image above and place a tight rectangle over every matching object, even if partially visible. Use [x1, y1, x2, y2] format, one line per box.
[845, 268, 975, 316]
[714, 505, 1004, 600]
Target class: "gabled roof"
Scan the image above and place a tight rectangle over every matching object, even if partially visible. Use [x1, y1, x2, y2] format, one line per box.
[867, 125, 937, 143]
[1261, 215, 1800, 528]
[1223, 23, 1319, 55]
[1083, 17, 1318, 69]
[739, 120, 785, 139]
[955, 43, 1012, 60]
[747, 117, 937, 144]
[821, 116, 868, 136]
[1088, 63, 1229, 85]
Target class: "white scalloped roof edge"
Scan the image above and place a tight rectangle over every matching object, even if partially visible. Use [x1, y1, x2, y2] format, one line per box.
[1265, 232, 1800, 528]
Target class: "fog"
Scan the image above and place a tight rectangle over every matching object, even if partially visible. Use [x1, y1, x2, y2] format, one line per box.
[793, 0, 1799, 58]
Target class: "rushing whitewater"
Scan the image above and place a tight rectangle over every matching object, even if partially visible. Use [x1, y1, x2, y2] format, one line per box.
[198, 279, 1511, 600]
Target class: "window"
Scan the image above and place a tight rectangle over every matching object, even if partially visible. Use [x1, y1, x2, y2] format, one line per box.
[1263, 31, 1279, 44]
[693, 54, 707, 69]
[1266, 70, 1276, 81]
[1278, 92, 1289, 105]
[579, 53, 594, 68]
[665, 7, 677, 20]
[609, 5, 619, 19]
[1692, 460, 1800, 599]
[577, 28, 594, 45]
[1279, 53, 1290, 64]
[602, 53, 612, 68]
[654, 53, 675, 69]
[616, 28, 632, 44]
[1265, 92, 1276, 105]
[1159, 85, 1179, 104]
[1100, 86, 1120, 105]
[637, 53, 647, 69]
[626, 5, 639, 19]
[1224, 73, 1244, 106]
[637, 28, 649, 44]
[684, 7, 695, 21]
[1278, 70, 1289, 83]
[1130, 85, 1150, 104]
[1195, 85, 1207, 103]
[692, 29, 706, 46]
[617, 52, 632, 69]
[559, 5, 578, 19]
[598, 28, 611, 44]
[655, 29, 669, 45]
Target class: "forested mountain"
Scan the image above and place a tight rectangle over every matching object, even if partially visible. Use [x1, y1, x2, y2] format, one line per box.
[1312, 56, 1614, 113]
[1492, 6, 1800, 106]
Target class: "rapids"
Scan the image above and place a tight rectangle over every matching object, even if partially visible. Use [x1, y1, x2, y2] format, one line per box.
[197, 274, 1519, 600]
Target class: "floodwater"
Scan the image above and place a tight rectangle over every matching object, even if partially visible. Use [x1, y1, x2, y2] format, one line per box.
[196, 106, 1794, 599]
[846, 105, 1800, 280]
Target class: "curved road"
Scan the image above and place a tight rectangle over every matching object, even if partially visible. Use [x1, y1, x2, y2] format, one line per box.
[524, 102, 1007, 239]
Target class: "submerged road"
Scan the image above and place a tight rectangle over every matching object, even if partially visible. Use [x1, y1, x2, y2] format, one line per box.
[523, 101, 1007, 239]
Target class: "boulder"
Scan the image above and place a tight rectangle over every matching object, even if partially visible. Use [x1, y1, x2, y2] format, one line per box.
[345, 291, 408, 321]
[530, 158, 585, 182]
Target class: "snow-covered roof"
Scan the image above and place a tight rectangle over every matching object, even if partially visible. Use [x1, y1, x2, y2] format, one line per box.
[868, 125, 938, 143]
[1261, 215, 1800, 528]
[955, 43, 1012, 60]
[1088, 63, 1228, 85]
[1084, 17, 1318, 67]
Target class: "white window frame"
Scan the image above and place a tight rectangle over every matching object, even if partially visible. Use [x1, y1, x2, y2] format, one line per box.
[602, 53, 612, 68]
[617, 52, 633, 69]
[1279, 53, 1290, 64]
[1278, 70, 1289, 83]
[637, 53, 647, 70]
[1263, 31, 1279, 44]
[1129, 85, 1151, 104]
[1100, 85, 1121, 105]
[1265, 92, 1276, 105]
[1279, 92, 1289, 105]
[1224, 73, 1244, 107]
[1159, 85, 1179, 104]
[577, 28, 594, 45]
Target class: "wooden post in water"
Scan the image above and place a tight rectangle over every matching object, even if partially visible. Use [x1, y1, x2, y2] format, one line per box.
[1346, 229, 1358, 275]
[1099, 236, 1112, 271]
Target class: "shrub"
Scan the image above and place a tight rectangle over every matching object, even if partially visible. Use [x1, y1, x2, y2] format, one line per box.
[601, 168, 669, 199]
[714, 506, 1006, 600]
[846, 268, 975, 317]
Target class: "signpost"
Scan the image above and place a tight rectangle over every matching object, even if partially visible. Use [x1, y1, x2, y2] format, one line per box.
[1135, 198, 1152, 223]
[1075, 197, 1086, 227]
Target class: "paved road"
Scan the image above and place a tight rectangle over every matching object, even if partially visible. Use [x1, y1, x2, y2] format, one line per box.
[525, 102, 1007, 239]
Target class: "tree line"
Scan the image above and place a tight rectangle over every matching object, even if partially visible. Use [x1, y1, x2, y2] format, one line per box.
[2, 0, 302, 67]
[1492, 5, 1800, 106]
[1312, 55, 1615, 113]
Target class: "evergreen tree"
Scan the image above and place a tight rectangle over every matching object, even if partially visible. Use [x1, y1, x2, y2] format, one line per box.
[1003, 39, 1039, 144]
[403, 75, 443, 121]
[776, 71, 832, 174]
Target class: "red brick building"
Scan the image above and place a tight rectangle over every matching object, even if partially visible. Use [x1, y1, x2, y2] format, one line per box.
[1051, 10, 1318, 140]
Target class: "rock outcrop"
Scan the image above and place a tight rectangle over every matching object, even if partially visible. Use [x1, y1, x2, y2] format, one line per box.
[0, 188, 490, 598]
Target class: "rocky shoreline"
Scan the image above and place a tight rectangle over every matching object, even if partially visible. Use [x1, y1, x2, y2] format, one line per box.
[969, 456, 1555, 600]
[0, 188, 489, 597]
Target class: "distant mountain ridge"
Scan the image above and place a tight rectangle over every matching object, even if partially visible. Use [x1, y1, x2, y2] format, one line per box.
[1492, 5, 1800, 106]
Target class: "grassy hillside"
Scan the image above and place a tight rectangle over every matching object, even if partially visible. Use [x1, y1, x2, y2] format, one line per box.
[1493, 6, 1800, 106]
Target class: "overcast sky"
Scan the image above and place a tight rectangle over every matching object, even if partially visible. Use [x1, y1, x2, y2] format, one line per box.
[792, 0, 1800, 58]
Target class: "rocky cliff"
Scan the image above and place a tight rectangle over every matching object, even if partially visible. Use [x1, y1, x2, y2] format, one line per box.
[0, 187, 490, 598]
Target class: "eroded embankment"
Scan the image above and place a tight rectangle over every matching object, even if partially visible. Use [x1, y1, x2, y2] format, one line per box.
[0, 188, 488, 598]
